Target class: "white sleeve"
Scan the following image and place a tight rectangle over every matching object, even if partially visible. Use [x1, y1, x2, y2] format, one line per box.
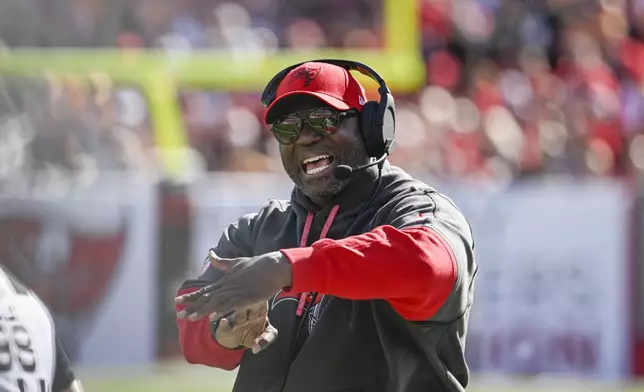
[0, 272, 57, 392]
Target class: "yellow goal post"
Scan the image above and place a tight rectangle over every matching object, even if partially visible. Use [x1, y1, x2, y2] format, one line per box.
[0, 0, 424, 179]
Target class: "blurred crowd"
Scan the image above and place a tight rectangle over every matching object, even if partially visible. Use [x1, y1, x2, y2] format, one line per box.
[1, 0, 644, 182]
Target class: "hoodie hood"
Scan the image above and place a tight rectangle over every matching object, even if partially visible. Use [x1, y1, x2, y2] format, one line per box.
[289, 161, 422, 244]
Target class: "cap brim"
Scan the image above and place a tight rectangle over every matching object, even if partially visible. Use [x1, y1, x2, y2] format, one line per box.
[264, 91, 351, 124]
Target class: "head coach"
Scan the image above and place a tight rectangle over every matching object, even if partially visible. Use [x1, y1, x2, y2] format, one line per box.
[175, 59, 477, 392]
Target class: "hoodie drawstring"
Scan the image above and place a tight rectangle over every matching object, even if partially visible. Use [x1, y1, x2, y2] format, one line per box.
[295, 204, 339, 316]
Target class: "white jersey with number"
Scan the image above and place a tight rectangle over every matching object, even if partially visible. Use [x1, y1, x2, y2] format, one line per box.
[0, 269, 56, 392]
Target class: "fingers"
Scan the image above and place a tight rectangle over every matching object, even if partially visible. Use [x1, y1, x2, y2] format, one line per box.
[251, 322, 278, 354]
[184, 294, 257, 322]
[177, 292, 214, 320]
[204, 297, 254, 320]
[174, 251, 238, 305]
[221, 302, 268, 331]
[214, 316, 247, 350]
[216, 316, 233, 335]
[176, 294, 224, 321]
[213, 311, 278, 355]
[174, 285, 214, 305]
[187, 301, 223, 321]
[177, 294, 267, 322]
[174, 277, 228, 306]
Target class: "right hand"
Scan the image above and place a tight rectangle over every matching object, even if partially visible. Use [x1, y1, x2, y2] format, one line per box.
[212, 301, 278, 354]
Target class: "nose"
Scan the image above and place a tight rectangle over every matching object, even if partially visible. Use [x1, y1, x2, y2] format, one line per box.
[295, 124, 323, 146]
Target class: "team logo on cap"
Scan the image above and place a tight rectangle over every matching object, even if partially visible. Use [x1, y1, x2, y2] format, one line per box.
[290, 67, 321, 87]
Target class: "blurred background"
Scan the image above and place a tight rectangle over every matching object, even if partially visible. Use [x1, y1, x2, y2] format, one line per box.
[0, 0, 643, 390]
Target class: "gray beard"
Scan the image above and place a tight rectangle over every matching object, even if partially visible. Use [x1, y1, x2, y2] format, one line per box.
[302, 147, 369, 206]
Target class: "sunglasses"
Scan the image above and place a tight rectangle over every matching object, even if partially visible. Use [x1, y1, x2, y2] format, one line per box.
[271, 108, 358, 145]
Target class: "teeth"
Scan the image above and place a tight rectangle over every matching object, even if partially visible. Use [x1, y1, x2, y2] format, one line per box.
[306, 164, 331, 175]
[303, 155, 330, 164]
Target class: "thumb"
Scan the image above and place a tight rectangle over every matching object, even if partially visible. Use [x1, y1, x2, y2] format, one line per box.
[209, 250, 236, 272]
[251, 322, 278, 354]
[212, 314, 232, 336]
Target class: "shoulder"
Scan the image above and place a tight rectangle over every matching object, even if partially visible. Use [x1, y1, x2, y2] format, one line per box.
[235, 198, 291, 226]
[251, 198, 293, 235]
[0, 268, 54, 324]
[217, 198, 292, 253]
[263, 198, 291, 214]
[376, 166, 473, 241]
[379, 165, 466, 217]
[225, 199, 291, 226]
[0, 269, 50, 318]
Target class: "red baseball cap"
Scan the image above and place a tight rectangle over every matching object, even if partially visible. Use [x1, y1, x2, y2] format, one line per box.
[264, 62, 368, 124]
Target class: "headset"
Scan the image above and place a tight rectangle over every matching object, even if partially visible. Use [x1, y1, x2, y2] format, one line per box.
[261, 59, 396, 179]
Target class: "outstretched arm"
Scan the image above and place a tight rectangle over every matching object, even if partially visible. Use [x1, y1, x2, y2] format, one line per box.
[282, 192, 475, 322]
[281, 225, 456, 320]
[176, 192, 476, 324]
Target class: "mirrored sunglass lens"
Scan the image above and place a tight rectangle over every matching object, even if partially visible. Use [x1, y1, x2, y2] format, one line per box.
[272, 116, 300, 143]
[308, 109, 339, 133]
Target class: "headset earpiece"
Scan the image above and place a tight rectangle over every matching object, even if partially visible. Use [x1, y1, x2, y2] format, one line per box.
[359, 101, 380, 158]
[359, 87, 395, 158]
[381, 91, 396, 155]
[261, 59, 396, 159]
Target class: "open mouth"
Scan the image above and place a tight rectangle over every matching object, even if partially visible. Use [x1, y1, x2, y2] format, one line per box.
[301, 154, 335, 175]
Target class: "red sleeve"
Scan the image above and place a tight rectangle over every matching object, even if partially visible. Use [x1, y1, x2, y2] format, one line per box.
[280, 225, 457, 321]
[175, 287, 245, 370]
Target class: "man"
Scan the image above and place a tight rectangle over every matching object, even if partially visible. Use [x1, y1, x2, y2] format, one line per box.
[0, 266, 83, 392]
[175, 61, 476, 392]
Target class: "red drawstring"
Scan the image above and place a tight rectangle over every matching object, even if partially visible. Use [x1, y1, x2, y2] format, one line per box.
[320, 205, 339, 239]
[298, 212, 315, 248]
[295, 204, 340, 315]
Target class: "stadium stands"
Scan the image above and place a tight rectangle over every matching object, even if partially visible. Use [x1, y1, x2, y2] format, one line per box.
[0, 0, 642, 181]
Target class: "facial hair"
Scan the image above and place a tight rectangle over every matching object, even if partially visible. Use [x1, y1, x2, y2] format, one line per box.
[299, 146, 369, 206]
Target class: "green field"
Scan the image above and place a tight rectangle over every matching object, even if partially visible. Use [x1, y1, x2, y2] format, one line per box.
[78, 360, 644, 392]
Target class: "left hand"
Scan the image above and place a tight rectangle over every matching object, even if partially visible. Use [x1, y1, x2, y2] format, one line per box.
[175, 250, 293, 321]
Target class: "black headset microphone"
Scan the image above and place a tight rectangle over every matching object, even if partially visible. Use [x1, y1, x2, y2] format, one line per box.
[261, 59, 396, 182]
[333, 152, 389, 180]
